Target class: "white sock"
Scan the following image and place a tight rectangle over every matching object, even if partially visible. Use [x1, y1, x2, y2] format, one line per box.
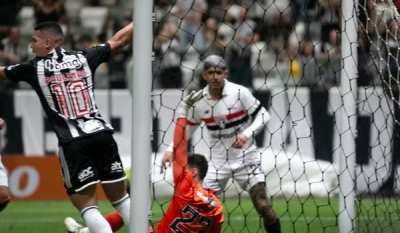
[111, 194, 131, 227]
[81, 206, 113, 233]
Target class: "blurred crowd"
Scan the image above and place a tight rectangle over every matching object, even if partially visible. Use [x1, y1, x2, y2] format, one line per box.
[0, 0, 399, 91]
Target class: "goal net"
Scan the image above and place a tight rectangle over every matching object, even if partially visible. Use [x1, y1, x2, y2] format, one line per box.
[150, 0, 400, 232]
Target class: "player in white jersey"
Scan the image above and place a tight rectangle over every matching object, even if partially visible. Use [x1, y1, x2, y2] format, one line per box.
[161, 55, 281, 233]
[0, 118, 10, 212]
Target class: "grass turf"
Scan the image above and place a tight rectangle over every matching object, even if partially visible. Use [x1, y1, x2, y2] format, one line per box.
[0, 196, 400, 233]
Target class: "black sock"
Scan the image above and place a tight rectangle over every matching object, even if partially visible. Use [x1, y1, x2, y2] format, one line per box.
[264, 219, 281, 233]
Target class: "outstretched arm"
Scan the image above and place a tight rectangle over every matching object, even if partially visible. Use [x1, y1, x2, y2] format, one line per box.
[172, 90, 204, 181]
[172, 117, 189, 180]
[107, 22, 134, 53]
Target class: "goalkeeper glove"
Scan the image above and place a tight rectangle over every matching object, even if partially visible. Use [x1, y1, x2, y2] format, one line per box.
[178, 90, 204, 118]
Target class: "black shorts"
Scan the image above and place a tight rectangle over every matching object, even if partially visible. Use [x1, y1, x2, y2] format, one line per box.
[58, 132, 126, 195]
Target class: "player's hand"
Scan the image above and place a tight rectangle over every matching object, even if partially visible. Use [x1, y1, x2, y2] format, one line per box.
[232, 134, 248, 148]
[178, 90, 204, 118]
[0, 118, 5, 130]
[160, 151, 173, 174]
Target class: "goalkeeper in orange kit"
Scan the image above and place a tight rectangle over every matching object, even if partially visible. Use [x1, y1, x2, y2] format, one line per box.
[64, 90, 224, 233]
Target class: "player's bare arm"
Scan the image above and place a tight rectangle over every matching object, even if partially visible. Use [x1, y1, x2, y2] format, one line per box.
[107, 22, 134, 52]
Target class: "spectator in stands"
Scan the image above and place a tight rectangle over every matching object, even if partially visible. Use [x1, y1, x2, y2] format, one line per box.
[98, 9, 123, 43]
[0, 26, 28, 66]
[298, 40, 320, 86]
[154, 22, 182, 88]
[321, 29, 341, 60]
[319, 0, 340, 43]
[225, 6, 256, 88]
[171, 0, 208, 53]
[98, 9, 132, 89]
[154, 0, 173, 23]
[384, 19, 400, 88]
[357, 24, 375, 86]
[0, 27, 21, 91]
[0, 0, 22, 40]
[31, 0, 68, 24]
[288, 0, 318, 48]
[202, 17, 225, 58]
[221, 0, 264, 22]
[318, 29, 341, 86]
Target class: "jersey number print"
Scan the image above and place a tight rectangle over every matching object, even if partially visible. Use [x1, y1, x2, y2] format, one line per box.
[51, 79, 93, 118]
[170, 204, 213, 233]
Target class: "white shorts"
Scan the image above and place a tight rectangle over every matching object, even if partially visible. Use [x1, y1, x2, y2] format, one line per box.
[0, 155, 8, 187]
[203, 151, 265, 195]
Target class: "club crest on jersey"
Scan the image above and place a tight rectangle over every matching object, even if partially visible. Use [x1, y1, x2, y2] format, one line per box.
[214, 115, 227, 129]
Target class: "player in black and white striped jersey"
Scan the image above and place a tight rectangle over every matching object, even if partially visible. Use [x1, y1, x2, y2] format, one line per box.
[0, 21, 133, 233]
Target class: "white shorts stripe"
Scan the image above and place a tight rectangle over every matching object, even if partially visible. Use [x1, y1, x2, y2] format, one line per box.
[59, 148, 73, 188]
[100, 175, 127, 184]
[75, 180, 101, 193]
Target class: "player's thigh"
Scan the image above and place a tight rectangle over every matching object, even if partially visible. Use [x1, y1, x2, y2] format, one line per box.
[58, 141, 99, 197]
[235, 154, 265, 192]
[88, 132, 126, 183]
[88, 132, 127, 201]
[203, 162, 231, 196]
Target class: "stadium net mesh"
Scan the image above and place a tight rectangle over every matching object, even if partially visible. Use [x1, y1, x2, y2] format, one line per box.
[151, 0, 400, 232]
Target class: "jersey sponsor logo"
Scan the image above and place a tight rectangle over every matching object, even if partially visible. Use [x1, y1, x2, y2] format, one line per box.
[44, 59, 83, 71]
[111, 161, 123, 173]
[78, 166, 94, 182]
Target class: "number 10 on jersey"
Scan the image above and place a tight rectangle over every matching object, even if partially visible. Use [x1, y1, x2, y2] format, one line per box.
[51, 80, 93, 118]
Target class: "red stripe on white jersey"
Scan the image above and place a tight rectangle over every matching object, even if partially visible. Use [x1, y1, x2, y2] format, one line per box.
[202, 110, 246, 124]
[187, 120, 199, 126]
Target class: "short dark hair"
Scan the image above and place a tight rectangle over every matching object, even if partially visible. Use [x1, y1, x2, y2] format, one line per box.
[34, 21, 64, 43]
[188, 153, 208, 180]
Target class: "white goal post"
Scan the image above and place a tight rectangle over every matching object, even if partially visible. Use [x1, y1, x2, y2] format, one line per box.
[338, 0, 358, 232]
[130, 0, 153, 233]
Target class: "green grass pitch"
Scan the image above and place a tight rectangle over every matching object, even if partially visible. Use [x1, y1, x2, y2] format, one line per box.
[1, 196, 399, 233]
